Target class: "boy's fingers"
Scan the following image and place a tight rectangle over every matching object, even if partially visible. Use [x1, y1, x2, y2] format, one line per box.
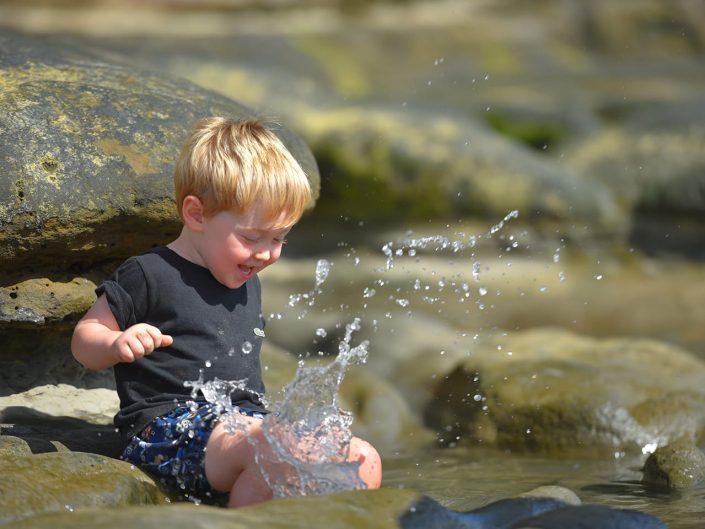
[143, 325, 173, 349]
[129, 336, 147, 356]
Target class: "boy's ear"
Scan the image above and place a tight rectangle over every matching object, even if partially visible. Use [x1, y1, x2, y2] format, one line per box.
[181, 195, 205, 231]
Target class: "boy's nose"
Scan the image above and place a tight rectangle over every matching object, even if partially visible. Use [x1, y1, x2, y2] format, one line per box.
[254, 248, 271, 261]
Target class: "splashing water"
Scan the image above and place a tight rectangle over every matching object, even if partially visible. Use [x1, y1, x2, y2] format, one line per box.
[185, 371, 260, 412]
[287, 259, 332, 319]
[185, 319, 369, 499]
[314, 258, 331, 289]
[253, 319, 369, 497]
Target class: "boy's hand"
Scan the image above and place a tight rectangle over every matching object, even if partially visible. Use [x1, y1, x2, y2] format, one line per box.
[113, 324, 174, 363]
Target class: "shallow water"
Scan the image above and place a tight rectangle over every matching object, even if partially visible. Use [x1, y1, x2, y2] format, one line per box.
[383, 445, 705, 528]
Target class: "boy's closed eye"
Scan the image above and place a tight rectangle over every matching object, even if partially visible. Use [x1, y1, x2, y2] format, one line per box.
[239, 233, 287, 245]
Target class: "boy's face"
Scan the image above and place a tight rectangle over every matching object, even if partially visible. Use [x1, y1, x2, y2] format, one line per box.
[198, 202, 292, 289]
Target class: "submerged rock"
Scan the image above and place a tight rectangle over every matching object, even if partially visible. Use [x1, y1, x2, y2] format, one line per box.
[398, 492, 666, 529]
[398, 495, 572, 529]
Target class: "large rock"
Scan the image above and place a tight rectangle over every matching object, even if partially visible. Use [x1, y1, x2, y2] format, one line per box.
[0, 446, 166, 525]
[0, 29, 319, 282]
[425, 328, 705, 453]
[566, 128, 705, 259]
[0, 488, 420, 529]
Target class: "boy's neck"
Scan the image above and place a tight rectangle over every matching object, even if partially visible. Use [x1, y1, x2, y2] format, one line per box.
[167, 228, 203, 267]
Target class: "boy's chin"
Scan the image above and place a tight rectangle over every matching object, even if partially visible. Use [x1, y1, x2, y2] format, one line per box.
[213, 274, 249, 289]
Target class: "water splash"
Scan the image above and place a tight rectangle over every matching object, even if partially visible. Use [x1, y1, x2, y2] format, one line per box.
[287, 259, 333, 319]
[185, 371, 261, 412]
[254, 320, 369, 497]
[186, 319, 369, 499]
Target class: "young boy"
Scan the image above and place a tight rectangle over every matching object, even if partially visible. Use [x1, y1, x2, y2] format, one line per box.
[71, 117, 382, 507]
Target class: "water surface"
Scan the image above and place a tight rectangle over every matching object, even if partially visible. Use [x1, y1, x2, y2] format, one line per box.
[383, 445, 704, 528]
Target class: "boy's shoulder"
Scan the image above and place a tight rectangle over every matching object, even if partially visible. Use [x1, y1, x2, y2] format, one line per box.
[113, 246, 179, 284]
[132, 246, 181, 269]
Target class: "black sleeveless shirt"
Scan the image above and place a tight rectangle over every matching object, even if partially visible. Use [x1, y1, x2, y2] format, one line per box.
[97, 246, 267, 442]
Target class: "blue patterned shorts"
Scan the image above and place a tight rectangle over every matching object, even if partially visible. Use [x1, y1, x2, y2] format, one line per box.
[121, 402, 265, 504]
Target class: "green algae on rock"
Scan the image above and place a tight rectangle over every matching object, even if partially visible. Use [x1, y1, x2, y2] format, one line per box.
[425, 328, 705, 454]
[0, 449, 166, 525]
[642, 436, 705, 490]
[0, 30, 319, 280]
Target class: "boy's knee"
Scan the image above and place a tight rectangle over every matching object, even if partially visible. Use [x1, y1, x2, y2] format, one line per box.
[350, 437, 382, 490]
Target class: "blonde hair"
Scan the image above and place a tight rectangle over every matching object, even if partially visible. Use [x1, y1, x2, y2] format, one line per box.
[174, 117, 313, 226]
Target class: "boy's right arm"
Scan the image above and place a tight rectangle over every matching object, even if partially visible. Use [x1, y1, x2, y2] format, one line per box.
[71, 294, 173, 370]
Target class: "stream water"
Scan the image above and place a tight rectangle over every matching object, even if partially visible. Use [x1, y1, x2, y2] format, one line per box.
[384, 445, 703, 529]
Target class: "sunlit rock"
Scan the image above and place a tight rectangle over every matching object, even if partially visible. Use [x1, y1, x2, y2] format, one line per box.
[0, 449, 165, 525]
[426, 328, 705, 453]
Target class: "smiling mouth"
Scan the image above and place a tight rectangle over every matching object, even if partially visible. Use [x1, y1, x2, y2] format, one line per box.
[239, 265, 255, 276]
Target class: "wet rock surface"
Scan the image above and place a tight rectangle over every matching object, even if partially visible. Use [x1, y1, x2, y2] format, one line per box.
[0, 440, 166, 525]
[642, 436, 705, 490]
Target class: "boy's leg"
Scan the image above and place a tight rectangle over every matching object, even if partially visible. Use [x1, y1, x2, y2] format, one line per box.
[349, 436, 383, 490]
[204, 415, 273, 507]
[205, 416, 383, 508]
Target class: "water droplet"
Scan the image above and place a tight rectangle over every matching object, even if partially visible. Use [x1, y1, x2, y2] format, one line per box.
[363, 287, 376, 298]
[242, 341, 253, 355]
[478, 287, 488, 296]
[204, 360, 212, 368]
[288, 294, 302, 307]
[315, 328, 327, 338]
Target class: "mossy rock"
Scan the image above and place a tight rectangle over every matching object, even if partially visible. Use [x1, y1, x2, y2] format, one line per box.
[1, 488, 420, 529]
[426, 328, 705, 454]
[0, 449, 166, 525]
[642, 436, 705, 490]
[295, 106, 620, 229]
[0, 29, 319, 282]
